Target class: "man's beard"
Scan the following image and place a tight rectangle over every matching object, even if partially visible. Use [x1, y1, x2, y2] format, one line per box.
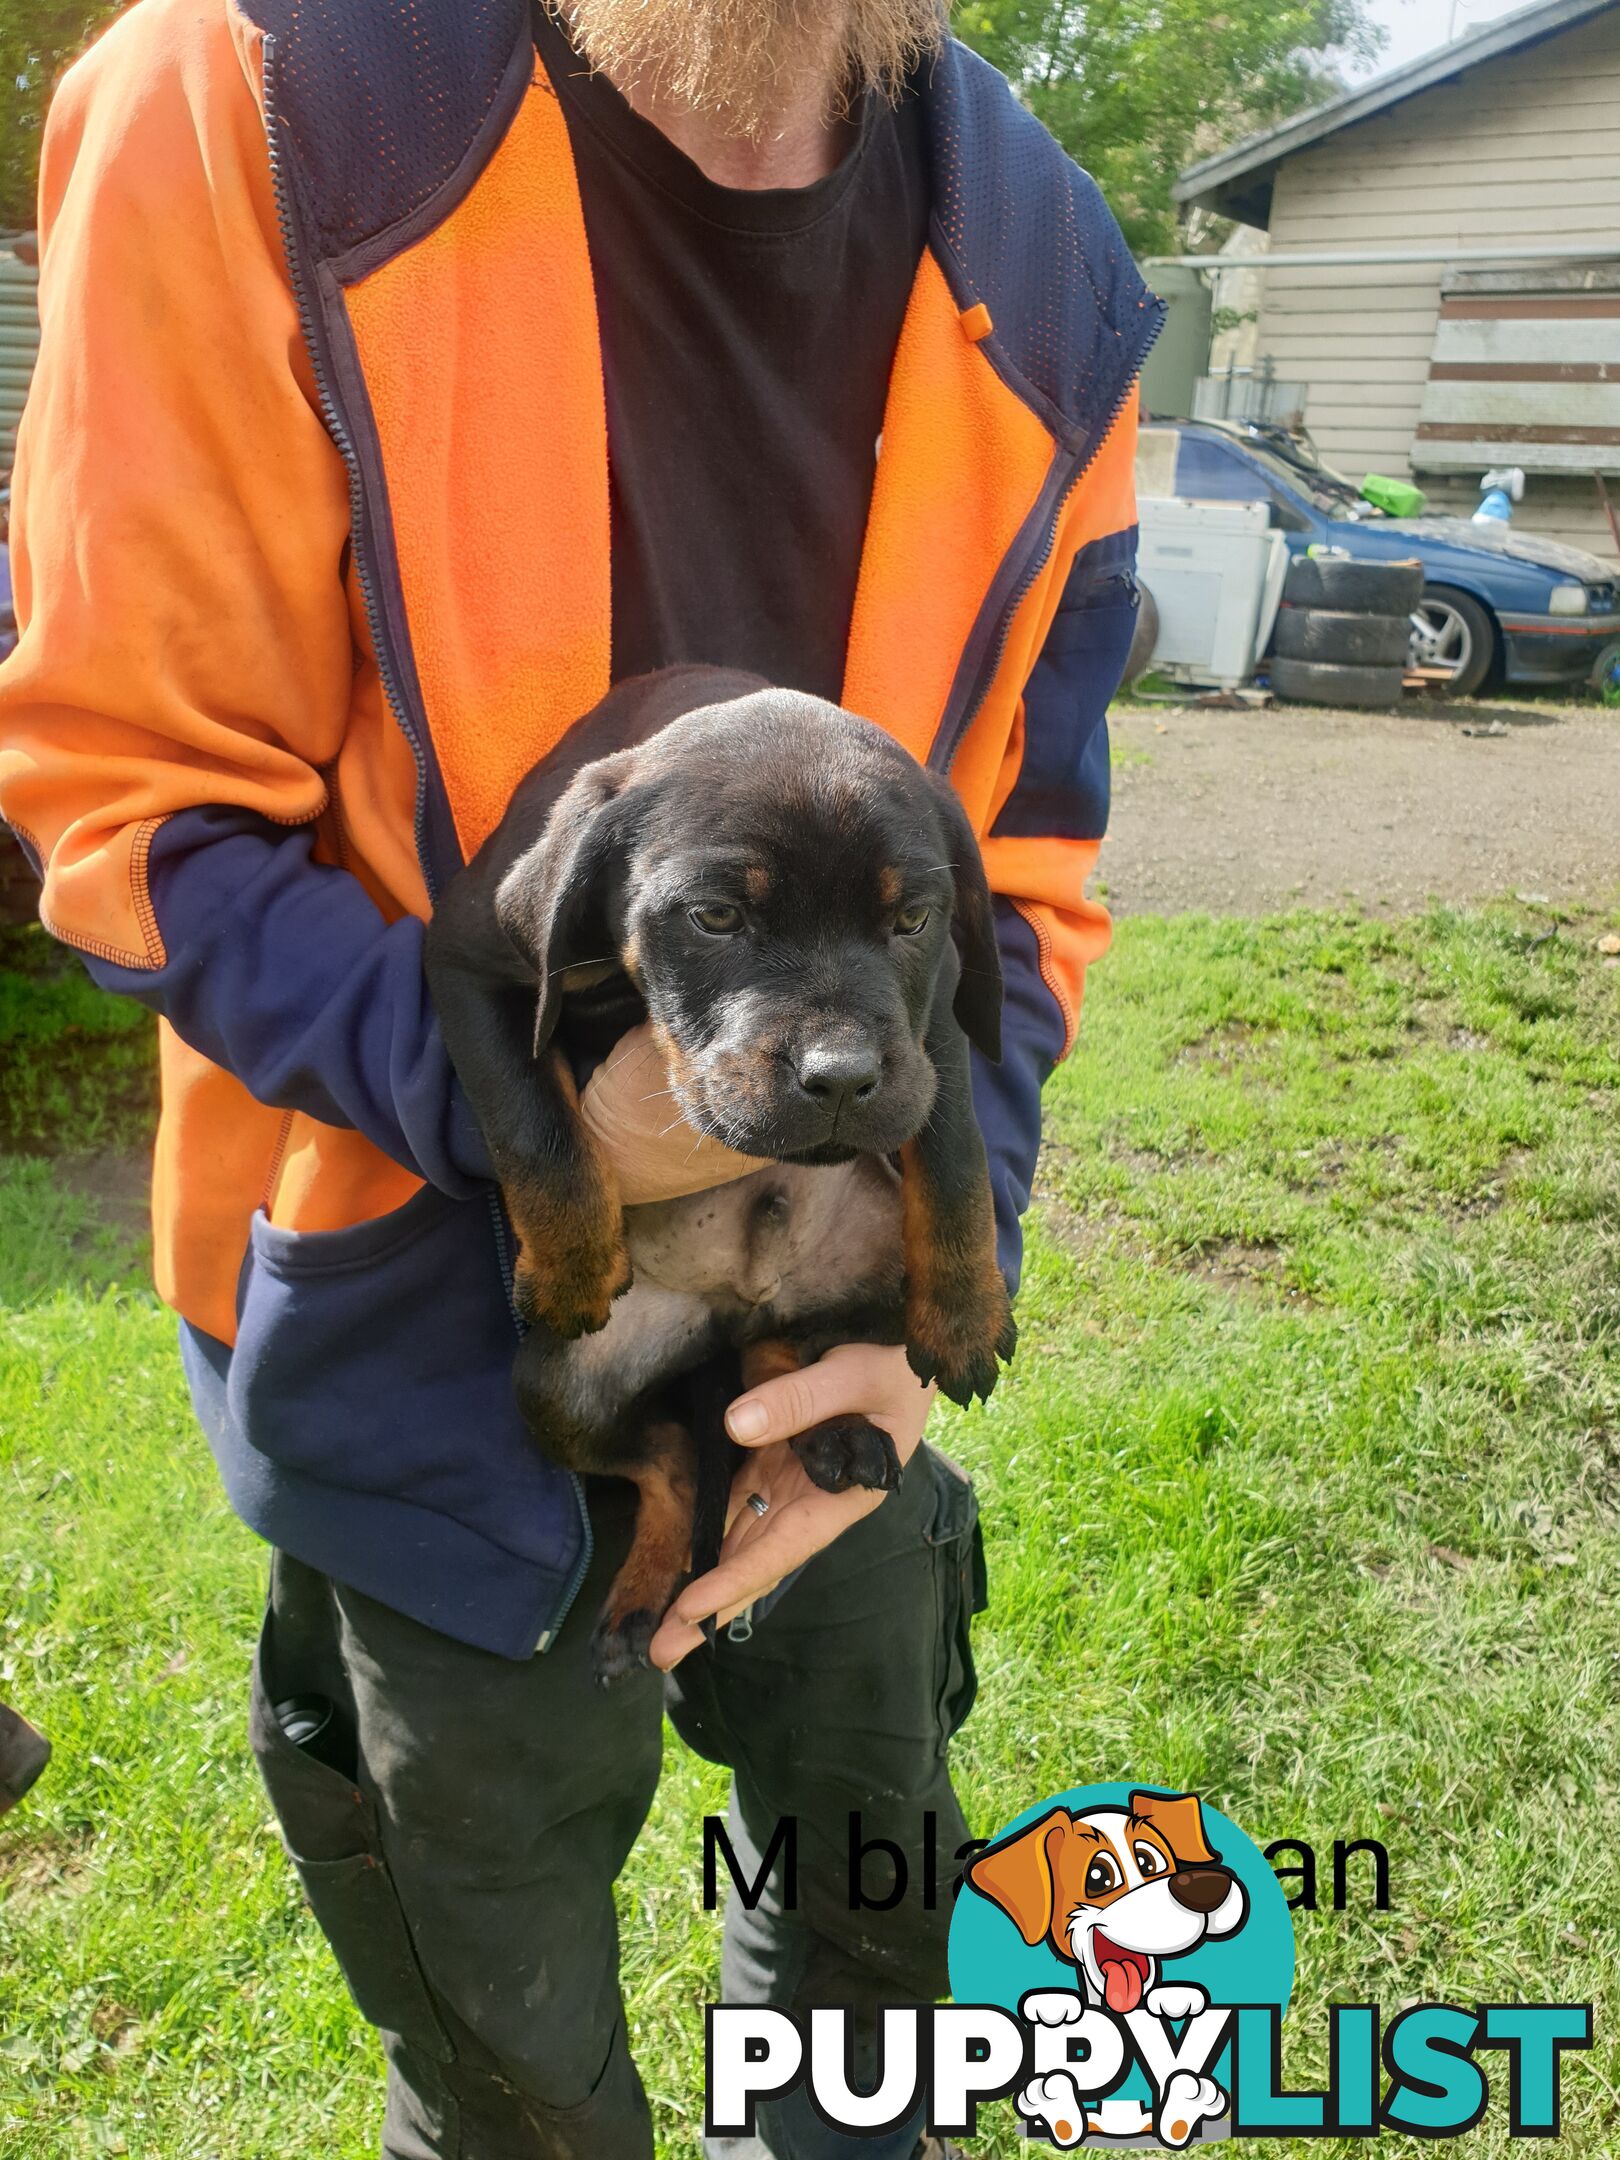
[554, 0, 948, 138]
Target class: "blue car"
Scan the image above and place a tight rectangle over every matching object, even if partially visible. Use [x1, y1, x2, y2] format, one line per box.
[1141, 419, 1620, 697]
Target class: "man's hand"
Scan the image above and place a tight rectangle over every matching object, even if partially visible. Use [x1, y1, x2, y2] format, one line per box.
[648, 1343, 936, 1670]
[580, 1022, 768, 1205]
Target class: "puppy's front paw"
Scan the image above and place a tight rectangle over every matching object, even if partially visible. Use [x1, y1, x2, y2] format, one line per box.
[507, 1181, 632, 1338]
[791, 1418, 903, 1495]
[1020, 1990, 1088, 2028]
[904, 1264, 1017, 1408]
[1146, 1982, 1209, 2023]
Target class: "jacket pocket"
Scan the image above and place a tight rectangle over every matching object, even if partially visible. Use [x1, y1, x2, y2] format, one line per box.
[249, 1611, 452, 2061]
[927, 1451, 988, 1745]
[226, 1183, 565, 1538]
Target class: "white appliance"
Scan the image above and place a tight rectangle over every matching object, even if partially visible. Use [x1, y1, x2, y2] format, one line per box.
[1137, 497, 1287, 690]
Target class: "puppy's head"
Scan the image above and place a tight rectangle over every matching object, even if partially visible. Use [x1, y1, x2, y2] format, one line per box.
[496, 684, 1001, 1163]
[966, 1792, 1248, 2014]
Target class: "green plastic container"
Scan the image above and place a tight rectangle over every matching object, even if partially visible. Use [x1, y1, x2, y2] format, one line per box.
[1359, 473, 1426, 518]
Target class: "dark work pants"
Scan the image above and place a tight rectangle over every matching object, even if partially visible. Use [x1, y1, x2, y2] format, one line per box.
[248, 1447, 985, 2160]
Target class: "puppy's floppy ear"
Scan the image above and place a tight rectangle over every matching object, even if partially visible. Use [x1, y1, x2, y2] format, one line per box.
[494, 749, 640, 1055]
[1128, 1789, 1217, 1871]
[928, 776, 1002, 1064]
[966, 1808, 1072, 1947]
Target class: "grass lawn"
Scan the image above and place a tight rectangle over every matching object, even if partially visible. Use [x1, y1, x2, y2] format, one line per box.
[2, 902, 1618, 2156]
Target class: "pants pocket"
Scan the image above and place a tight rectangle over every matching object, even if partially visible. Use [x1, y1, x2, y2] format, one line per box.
[249, 1610, 453, 2064]
[926, 1450, 987, 1744]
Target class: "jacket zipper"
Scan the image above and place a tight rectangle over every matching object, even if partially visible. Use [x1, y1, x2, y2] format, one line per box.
[930, 296, 1167, 776]
[261, 38, 593, 1652]
[262, 39, 440, 908]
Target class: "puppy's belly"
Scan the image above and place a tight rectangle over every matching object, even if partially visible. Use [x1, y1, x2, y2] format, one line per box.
[534, 1159, 904, 1435]
[627, 1156, 903, 1314]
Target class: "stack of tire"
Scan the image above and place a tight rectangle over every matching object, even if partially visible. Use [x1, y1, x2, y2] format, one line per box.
[1269, 555, 1424, 709]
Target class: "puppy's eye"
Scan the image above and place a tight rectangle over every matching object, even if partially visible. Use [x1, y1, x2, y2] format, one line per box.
[690, 903, 744, 937]
[893, 905, 931, 937]
[1084, 1855, 1120, 1898]
[1134, 1843, 1167, 1878]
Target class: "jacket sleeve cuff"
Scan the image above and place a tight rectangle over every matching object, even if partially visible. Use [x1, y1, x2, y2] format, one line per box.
[87, 806, 492, 1200]
[970, 899, 1068, 1295]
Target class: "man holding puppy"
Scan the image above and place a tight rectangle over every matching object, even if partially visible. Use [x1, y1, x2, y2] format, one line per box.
[0, 0, 1153, 2153]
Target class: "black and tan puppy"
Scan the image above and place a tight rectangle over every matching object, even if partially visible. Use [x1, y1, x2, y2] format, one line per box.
[427, 667, 1016, 1681]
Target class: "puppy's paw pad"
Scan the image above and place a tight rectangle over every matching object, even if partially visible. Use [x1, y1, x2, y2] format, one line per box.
[1156, 2071, 1226, 2149]
[1019, 1990, 1087, 2028]
[1018, 2070, 1088, 2147]
[791, 1419, 902, 1494]
[591, 1606, 658, 1689]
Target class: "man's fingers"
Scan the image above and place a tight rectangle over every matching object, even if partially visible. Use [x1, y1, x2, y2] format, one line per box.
[651, 1491, 881, 1670]
[726, 1341, 927, 1446]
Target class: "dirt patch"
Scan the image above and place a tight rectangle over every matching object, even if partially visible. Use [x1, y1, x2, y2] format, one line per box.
[1185, 1238, 1290, 1298]
[55, 1147, 152, 1255]
[1103, 696, 1620, 917]
[0, 1824, 94, 1906]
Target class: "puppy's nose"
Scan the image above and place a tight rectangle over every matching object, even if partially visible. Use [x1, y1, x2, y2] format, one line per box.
[793, 1040, 881, 1113]
[1168, 1867, 1233, 1914]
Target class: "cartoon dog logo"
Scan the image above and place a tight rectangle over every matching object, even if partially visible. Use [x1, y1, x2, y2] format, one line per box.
[966, 1788, 1249, 2147]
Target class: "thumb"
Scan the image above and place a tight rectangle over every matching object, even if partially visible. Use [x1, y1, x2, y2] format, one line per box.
[725, 1343, 885, 1445]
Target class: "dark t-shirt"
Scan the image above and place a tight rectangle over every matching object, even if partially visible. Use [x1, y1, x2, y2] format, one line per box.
[532, 5, 930, 700]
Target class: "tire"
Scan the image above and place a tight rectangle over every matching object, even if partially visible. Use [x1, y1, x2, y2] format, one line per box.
[1270, 656, 1405, 709]
[1272, 606, 1411, 666]
[1283, 555, 1424, 613]
[1409, 583, 1496, 698]
[1121, 580, 1159, 689]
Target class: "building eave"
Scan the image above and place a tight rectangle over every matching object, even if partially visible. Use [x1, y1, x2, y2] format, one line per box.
[1173, 0, 1619, 226]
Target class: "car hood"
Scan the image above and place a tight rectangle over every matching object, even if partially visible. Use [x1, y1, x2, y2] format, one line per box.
[1377, 516, 1615, 583]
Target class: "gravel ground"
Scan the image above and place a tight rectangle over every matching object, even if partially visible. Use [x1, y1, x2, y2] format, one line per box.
[1102, 693, 1620, 917]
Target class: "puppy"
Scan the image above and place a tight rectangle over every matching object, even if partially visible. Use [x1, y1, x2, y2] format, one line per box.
[967, 1789, 1247, 2147]
[426, 667, 1016, 1682]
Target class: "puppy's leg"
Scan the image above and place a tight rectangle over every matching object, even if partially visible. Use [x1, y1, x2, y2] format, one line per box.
[428, 937, 630, 1338]
[592, 1419, 699, 1688]
[742, 1340, 904, 1496]
[499, 1051, 632, 1338]
[900, 1005, 1017, 1407]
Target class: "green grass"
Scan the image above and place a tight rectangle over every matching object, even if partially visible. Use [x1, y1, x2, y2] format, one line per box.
[3, 904, 1620, 2155]
[0, 927, 156, 1153]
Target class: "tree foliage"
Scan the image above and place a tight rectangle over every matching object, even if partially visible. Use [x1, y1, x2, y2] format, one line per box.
[952, 0, 1382, 254]
[0, 1, 120, 229]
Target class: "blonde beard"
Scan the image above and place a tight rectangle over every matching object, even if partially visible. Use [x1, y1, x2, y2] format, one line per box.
[553, 0, 947, 138]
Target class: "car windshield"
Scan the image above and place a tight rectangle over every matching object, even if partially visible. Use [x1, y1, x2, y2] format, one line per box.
[1219, 429, 1374, 520]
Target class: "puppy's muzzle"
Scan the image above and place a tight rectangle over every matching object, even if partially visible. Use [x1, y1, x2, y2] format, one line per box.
[1168, 1866, 1235, 1915]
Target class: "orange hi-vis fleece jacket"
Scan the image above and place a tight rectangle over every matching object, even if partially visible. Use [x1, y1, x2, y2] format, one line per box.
[0, 0, 1160, 1654]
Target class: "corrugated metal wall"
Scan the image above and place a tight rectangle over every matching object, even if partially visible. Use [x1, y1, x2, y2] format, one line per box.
[0, 239, 40, 486]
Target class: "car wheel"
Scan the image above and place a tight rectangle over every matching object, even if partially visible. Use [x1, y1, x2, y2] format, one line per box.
[1409, 585, 1496, 697]
[1282, 555, 1424, 613]
[1272, 606, 1411, 667]
[1270, 656, 1406, 709]
[1122, 580, 1159, 690]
